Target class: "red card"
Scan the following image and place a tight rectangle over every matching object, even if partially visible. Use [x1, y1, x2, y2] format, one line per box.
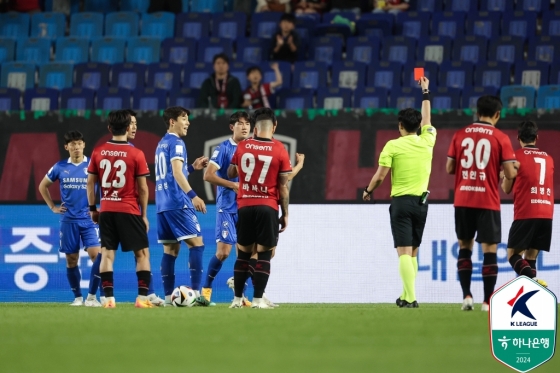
[414, 67, 424, 81]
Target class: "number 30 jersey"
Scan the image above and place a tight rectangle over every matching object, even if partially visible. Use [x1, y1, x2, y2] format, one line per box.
[447, 122, 516, 211]
[87, 140, 150, 215]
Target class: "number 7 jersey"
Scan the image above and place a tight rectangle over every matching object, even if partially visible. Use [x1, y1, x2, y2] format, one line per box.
[447, 122, 516, 211]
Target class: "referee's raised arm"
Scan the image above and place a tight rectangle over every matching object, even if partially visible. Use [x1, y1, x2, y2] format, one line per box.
[419, 77, 431, 127]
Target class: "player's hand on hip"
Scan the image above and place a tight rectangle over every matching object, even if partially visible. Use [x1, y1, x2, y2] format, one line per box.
[52, 202, 67, 214]
[231, 181, 239, 194]
[420, 76, 430, 90]
[89, 210, 99, 223]
[193, 156, 209, 170]
[193, 196, 207, 214]
[142, 216, 149, 233]
[279, 215, 288, 233]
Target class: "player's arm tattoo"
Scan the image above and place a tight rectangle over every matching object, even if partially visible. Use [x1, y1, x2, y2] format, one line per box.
[278, 173, 290, 216]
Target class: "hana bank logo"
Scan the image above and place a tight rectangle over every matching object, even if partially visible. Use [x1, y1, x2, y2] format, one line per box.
[508, 286, 539, 326]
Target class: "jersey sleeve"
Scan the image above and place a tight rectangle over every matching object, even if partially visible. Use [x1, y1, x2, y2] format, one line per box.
[499, 134, 516, 163]
[378, 141, 394, 168]
[447, 132, 458, 159]
[263, 83, 274, 95]
[45, 163, 59, 182]
[231, 146, 240, 166]
[279, 147, 292, 174]
[135, 150, 150, 177]
[420, 124, 437, 147]
[209, 145, 225, 170]
[87, 151, 99, 175]
[170, 139, 186, 163]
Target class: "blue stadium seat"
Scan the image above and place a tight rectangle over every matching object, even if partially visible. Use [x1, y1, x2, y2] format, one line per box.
[417, 36, 452, 64]
[317, 87, 352, 109]
[390, 86, 422, 109]
[481, 0, 515, 12]
[121, 0, 150, 12]
[322, 12, 358, 24]
[515, 0, 550, 14]
[111, 62, 147, 90]
[430, 87, 461, 109]
[16, 38, 51, 65]
[415, 0, 444, 12]
[313, 24, 352, 39]
[84, 0, 118, 13]
[211, 12, 247, 40]
[55, 37, 89, 64]
[229, 61, 249, 91]
[367, 61, 402, 90]
[259, 61, 291, 89]
[169, 87, 200, 108]
[474, 61, 512, 89]
[294, 16, 317, 42]
[403, 61, 439, 88]
[536, 85, 560, 109]
[197, 37, 233, 63]
[91, 38, 126, 64]
[431, 12, 466, 39]
[0, 87, 21, 110]
[309, 36, 343, 66]
[353, 87, 389, 108]
[60, 87, 95, 110]
[31, 12, 65, 40]
[467, 11, 501, 39]
[528, 36, 560, 64]
[446, 0, 476, 12]
[0, 39, 16, 64]
[190, 0, 225, 12]
[250, 12, 282, 39]
[502, 11, 537, 40]
[39, 62, 73, 89]
[105, 12, 139, 38]
[381, 36, 417, 65]
[292, 61, 328, 89]
[331, 61, 367, 90]
[70, 13, 104, 38]
[550, 64, 560, 84]
[24, 87, 59, 110]
[461, 86, 499, 109]
[356, 14, 394, 38]
[277, 88, 314, 109]
[96, 87, 132, 110]
[514, 61, 550, 89]
[439, 61, 474, 89]
[541, 10, 560, 36]
[141, 12, 175, 40]
[175, 13, 211, 39]
[452, 36, 488, 64]
[161, 37, 197, 64]
[0, 62, 35, 90]
[74, 62, 110, 90]
[488, 36, 525, 64]
[346, 36, 381, 65]
[183, 62, 213, 89]
[500, 85, 536, 108]
[127, 37, 161, 64]
[236, 38, 269, 64]
[147, 62, 182, 91]
[0, 12, 30, 39]
[395, 12, 430, 39]
[132, 87, 167, 110]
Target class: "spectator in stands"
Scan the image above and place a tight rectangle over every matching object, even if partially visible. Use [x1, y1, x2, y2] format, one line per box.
[148, 0, 183, 13]
[256, 0, 292, 12]
[197, 53, 243, 109]
[372, 0, 410, 14]
[330, 0, 362, 13]
[242, 63, 283, 109]
[2, 0, 41, 12]
[270, 14, 300, 63]
[294, 0, 328, 14]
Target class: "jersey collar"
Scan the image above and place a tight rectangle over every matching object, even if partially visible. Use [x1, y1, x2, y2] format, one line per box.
[67, 156, 87, 164]
[473, 121, 493, 126]
[253, 136, 272, 142]
[229, 138, 237, 145]
[523, 145, 538, 149]
[168, 132, 180, 138]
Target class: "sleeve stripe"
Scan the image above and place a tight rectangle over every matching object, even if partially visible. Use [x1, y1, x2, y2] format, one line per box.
[45, 175, 53, 182]
[502, 159, 517, 163]
[447, 156, 456, 160]
[136, 173, 150, 177]
[209, 160, 221, 170]
[87, 171, 98, 175]
[280, 170, 292, 174]
[170, 156, 184, 162]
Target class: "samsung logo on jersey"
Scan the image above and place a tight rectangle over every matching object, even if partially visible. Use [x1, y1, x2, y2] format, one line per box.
[245, 143, 272, 151]
[524, 150, 548, 156]
[465, 127, 493, 135]
[100, 150, 127, 157]
[62, 178, 87, 183]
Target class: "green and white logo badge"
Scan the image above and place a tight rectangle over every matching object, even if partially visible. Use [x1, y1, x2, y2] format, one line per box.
[490, 276, 557, 372]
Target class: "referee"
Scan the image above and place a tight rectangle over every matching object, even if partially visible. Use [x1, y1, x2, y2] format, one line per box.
[362, 77, 435, 308]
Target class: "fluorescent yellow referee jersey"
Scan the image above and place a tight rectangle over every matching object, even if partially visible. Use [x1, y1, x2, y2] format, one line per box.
[378, 124, 437, 197]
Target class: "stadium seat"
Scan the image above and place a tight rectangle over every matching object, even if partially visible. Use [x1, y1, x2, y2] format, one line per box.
[74, 62, 111, 90]
[0, 39, 16, 64]
[30, 12, 65, 39]
[430, 87, 461, 110]
[446, 0, 476, 12]
[147, 62, 182, 91]
[515, 0, 550, 14]
[481, 0, 515, 12]
[292, 61, 328, 89]
[141, 12, 175, 40]
[439, 61, 474, 89]
[500, 85, 536, 108]
[528, 36, 560, 64]
[514, 61, 550, 89]
[60, 87, 95, 110]
[121, 0, 150, 12]
[536, 85, 560, 109]
[356, 14, 394, 38]
[331, 61, 367, 90]
[461, 86, 499, 109]
[353, 86, 389, 108]
[259, 61, 291, 88]
[346, 36, 381, 65]
[169, 87, 200, 108]
[0, 87, 21, 110]
[197, 37, 233, 64]
[467, 11, 501, 39]
[190, 0, 225, 12]
[161, 37, 197, 65]
[23, 87, 59, 110]
[211, 12, 247, 40]
[317, 87, 352, 109]
[431, 12, 466, 39]
[127, 37, 161, 64]
[488, 36, 524, 64]
[237, 38, 270, 65]
[183, 62, 213, 89]
[55, 37, 89, 64]
[0, 62, 35, 90]
[550, 64, 560, 84]
[105, 12, 139, 38]
[313, 24, 352, 39]
[96, 87, 132, 110]
[417, 36, 452, 65]
[39, 62, 73, 89]
[474, 61, 512, 89]
[84, 0, 118, 13]
[452, 36, 488, 64]
[69, 13, 104, 38]
[367, 61, 402, 90]
[16, 38, 51, 65]
[395, 12, 430, 39]
[294, 16, 317, 42]
[175, 12, 211, 39]
[403, 61, 439, 88]
[0, 12, 30, 39]
[541, 10, 560, 36]
[390, 86, 422, 109]
[111, 62, 147, 90]
[277, 88, 314, 109]
[309, 36, 343, 66]
[250, 12, 282, 39]
[229, 61, 249, 91]
[381, 36, 417, 65]
[502, 11, 537, 40]
[132, 87, 167, 110]
[415, 0, 444, 12]
[91, 38, 126, 64]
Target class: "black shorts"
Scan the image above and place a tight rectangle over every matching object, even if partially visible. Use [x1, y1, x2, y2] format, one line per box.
[454, 207, 501, 244]
[507, 219, 552, 252]
[98, 212, 149, 252]
[389, 196, 428, 248]
[237, 206, 279, 248]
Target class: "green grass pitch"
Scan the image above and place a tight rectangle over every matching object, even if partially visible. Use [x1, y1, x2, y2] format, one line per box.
[0, 303, 558, 373]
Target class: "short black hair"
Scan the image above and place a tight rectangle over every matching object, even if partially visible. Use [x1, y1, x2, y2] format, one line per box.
[518, 120, 538, 143]
[250, 107, 276, 126]
[477, 95, 502, 118]
[229, 111, 250, 126]
[126, 109, 137, 118]
[63, 130, 84, 144]
[246, 66, 262, 77]
[107, 110, 131, 136]
[163, 106, 190, 129]
[280, 13, 295, 24]
[213, 53, 229, 65]
[397, 108, 422, 133]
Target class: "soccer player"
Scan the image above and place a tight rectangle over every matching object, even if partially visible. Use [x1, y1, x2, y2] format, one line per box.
[87, 110, 153, 309]
[38, 131, 103, 307]
[363, 77, 435, 308]
[155, 106, 211, 307]
[227, 111, 292, 309]
[242, 63, 283, 109]
[446, 96, 518, 311]
[501, 121, 552, 287]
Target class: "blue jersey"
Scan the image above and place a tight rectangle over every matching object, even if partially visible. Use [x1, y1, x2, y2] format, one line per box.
[155, 132, 194, 213]
[209, 138, 238, 213]
[46, 157, 90, 222]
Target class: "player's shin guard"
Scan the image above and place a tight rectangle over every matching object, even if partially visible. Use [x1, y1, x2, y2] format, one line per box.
[233, 250, 251, 298]
[89, 253, 102, 296]
[189, 246, 204, 291]
[67, 266, 82, 298]
[161, 253, 177, 296]
[527, 259, 537, 278]
[203, 255, 223, 289]
[482, 253, 498, 303]
[509, 255, 535, 278]
[457, 249, 473, 298]
[248, 258, 257, 285]
[137, 270, 151, 296]
[100, 271, 114, 297]
[253, 251, 272, 299]
[399, 255, 416, 303]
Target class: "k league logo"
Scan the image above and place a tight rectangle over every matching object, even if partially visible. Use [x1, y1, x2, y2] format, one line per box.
[508, 286, 539, 324]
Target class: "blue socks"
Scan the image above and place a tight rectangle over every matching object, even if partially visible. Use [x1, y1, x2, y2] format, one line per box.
[161, 253, 177, 296]
[189, 246, 204, 291]
[67, 266, 82, 298]
[203, 255, 223, 289]
[89, 253, 101, 296]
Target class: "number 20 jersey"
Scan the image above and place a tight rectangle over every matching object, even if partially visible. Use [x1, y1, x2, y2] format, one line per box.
[447, 122, 516, 211]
